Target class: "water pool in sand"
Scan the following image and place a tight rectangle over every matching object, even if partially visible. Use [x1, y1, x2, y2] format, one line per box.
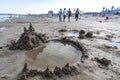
[111, 38, 120, 49]
[112, 42, 120, 49]
[66, 32, 79, 37]
[26, 41, 82, 69]
[0, 27, 6, 32]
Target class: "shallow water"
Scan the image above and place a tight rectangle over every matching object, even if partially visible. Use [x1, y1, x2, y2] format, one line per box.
[27, 41, 82, 69]
[111, 38, 120, 43]
[112, 42, 120, 49]
[66, 32, 79, 37]
[111, 38, 120, 49]
[0, 15, 10, 22]
[0, 27, 6, 32]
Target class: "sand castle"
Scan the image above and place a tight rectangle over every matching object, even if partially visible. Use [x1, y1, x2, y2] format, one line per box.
[18, 63, 79, 80]
[9, 23, 46, 50]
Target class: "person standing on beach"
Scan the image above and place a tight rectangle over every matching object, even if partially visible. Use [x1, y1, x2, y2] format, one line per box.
[63, 8, 67, 22]
[75, 8, 80, 21]
[58, 9, 63, 22]
[67, 8, 72, 22]
[105, 15, 109, 20]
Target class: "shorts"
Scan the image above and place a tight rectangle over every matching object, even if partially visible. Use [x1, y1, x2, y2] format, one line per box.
[63, 15, 66, 19]
[75, 14, 78, 19]
[68, 14, 71, 17]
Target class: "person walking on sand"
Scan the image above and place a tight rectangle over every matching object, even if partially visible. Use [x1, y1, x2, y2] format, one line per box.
[67, 8, 72, 22]
[105, 15, 109, 20]
[63, 8, 67, 22]
[75, 8, 80, 21]
[58, 9, 63, 22]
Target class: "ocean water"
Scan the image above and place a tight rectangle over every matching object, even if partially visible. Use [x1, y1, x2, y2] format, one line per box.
[0, 15, 10, 22]
[66, 32, 79, 37]
[0, 27, 6, 32]
[0, 14, 25, 22]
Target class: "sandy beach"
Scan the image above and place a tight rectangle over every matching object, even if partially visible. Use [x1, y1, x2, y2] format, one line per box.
[0, 14, 120, 80]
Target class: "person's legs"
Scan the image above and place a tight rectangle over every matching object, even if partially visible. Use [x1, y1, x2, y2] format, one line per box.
[76, 14, 78, 21]
[63, 15, 66, 22]
[59, 15, 62, 22]
[75, 14, 77, 21]
[68, 15, 70, 22]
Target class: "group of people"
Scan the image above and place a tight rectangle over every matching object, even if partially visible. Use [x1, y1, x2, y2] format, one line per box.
[58, 8, 80, 22]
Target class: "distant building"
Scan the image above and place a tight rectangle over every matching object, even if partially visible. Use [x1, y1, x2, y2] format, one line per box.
[112, 7, 120, 14]
[48, 10, 53, 16]
[101, 7, 120, 15]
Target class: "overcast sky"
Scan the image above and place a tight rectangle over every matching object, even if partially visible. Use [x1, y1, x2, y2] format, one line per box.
[0, 0, 120, 14]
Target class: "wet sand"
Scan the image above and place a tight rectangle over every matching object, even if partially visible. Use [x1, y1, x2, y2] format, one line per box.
[0, 15, 120, 80]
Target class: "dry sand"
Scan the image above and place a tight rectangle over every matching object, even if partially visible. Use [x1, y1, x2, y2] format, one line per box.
[0, 15, 120, 80]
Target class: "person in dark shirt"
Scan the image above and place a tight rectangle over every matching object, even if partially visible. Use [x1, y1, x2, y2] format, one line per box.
[67, 8, 72, 22]
[75, 8, 80, 21]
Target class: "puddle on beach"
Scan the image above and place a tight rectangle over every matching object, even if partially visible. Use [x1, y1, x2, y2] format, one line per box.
[0, 27, 6, 32]
[66, 32, 79, 37]
[112, 42, 120, 49]
[26, 41, 82, 69]
[111, 38, 120, 43]
[111, 38, 120, 49]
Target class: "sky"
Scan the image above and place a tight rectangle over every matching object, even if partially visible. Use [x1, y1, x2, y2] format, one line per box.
[0, 0, 120, 14]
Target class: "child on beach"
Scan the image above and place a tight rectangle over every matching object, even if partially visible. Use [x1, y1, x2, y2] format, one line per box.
[105, 15, 109, 20]
[67, 8, 72, 22]
[58, 9, 63, 22]
[63, 8, 67, 22]
[75, 8, 80, 21]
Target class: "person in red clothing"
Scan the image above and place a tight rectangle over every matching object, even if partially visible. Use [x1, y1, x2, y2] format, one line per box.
[106, 15, 109, 20]
[67, 8, 72, 22]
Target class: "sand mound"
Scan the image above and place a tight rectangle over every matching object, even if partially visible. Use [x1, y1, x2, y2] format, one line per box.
[9, 23, 46, 50]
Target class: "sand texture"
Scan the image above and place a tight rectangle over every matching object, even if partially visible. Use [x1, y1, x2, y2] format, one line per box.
[0, 15, 120, 80]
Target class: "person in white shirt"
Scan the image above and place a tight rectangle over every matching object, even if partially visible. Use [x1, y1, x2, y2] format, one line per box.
[63, 8, 67, 22]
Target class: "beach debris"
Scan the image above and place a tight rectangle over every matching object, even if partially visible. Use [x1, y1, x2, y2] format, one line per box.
[85, 32, 93, 38]
[43, 67, 53, 78]
[78, 30, 85, 39]
[78, 30, 93, 39]
[58, 29, 67, 33]
[81, 54, 89, 63]
[54, 66, 63, 77]
[71, 30, 79, 32]
[94, 57, 111, 67]
[70, 65, 80, 76]
[62, 63, 71, 75]
[79, 30, 85, 35]
[18, 63, 80, 80]
[18, 63, 41, 80]
[98, 21, 102, 23]
[106, 35, 113, 38]
[78, 34, 85, 39]
[0, 46, 3, 49]
[9, 23, 46, 50]
[62, 63, 80, 75]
